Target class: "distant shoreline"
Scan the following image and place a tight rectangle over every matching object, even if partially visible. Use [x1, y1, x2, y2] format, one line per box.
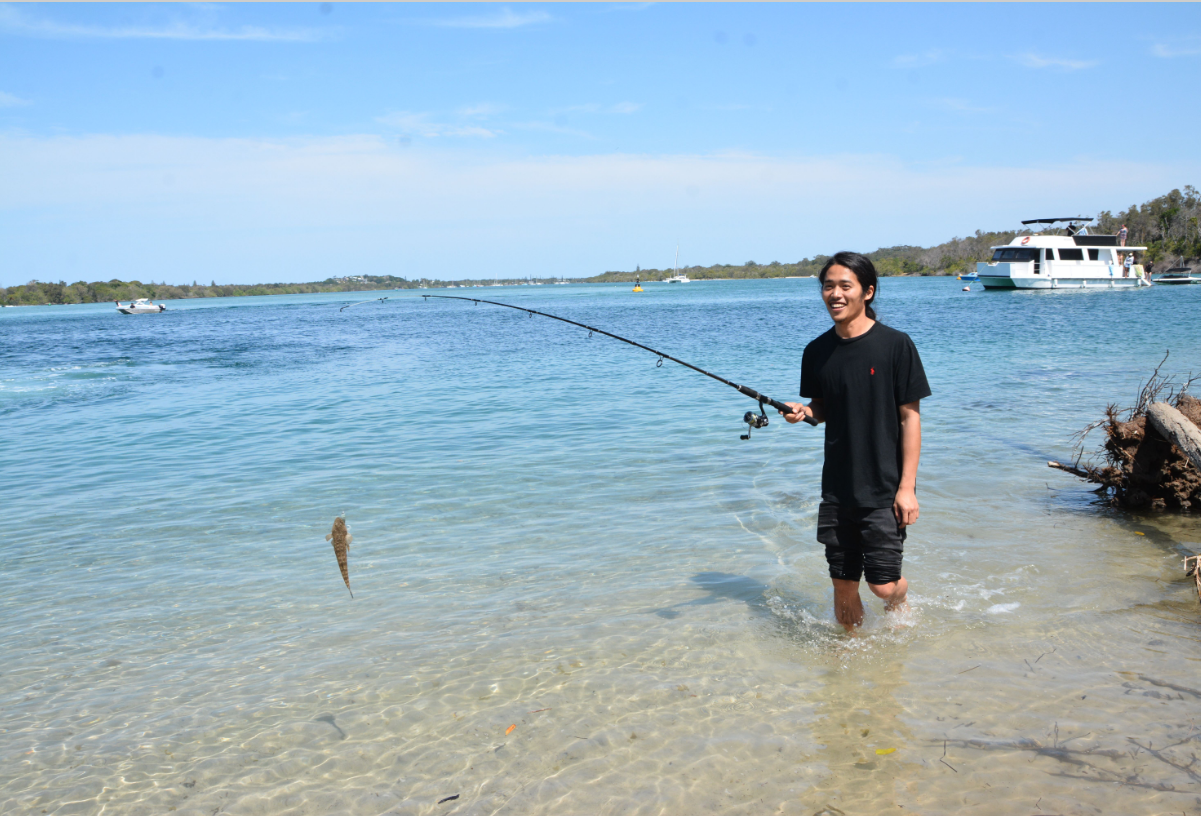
[2, 273, 967, 308]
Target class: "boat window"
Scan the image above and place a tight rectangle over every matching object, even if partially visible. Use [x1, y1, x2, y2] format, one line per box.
[1088, 249, 1099, 261]
[990, 248, 1039, 262]
[1045, 249, 1056, 261]
[1059, 248, 1084, 261]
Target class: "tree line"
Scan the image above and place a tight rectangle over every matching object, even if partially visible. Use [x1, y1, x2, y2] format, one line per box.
[5, 187, 1197, 306]
[1, 275, 548, 307]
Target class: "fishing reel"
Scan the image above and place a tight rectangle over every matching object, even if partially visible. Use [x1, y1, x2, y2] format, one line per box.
[740, 401, 770, 440]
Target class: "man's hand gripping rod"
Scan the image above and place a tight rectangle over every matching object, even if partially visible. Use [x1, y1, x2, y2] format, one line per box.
[420, 294, 818, 439]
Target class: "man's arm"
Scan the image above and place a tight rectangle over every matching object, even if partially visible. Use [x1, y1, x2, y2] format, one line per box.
[894, 401, 921, 527]
[781, 398, 825, 425]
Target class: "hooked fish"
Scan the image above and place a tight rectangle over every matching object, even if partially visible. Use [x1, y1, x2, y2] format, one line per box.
[325, 516, 353, 598]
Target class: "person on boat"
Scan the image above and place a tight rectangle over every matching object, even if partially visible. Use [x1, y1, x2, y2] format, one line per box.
[1123, 252, 1134, 277]
[1118, 224, 1128, 247]
[779, 252, 930, 633]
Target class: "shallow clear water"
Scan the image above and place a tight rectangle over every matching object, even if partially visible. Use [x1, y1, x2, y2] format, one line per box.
[3, 279, 1201, 816]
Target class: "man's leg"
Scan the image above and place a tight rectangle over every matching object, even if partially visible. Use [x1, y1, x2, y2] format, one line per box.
[862, 508, 908, 614]
[832, 578, 865, 631]
[818, 503, 866, 632]
[867, 576, 908, 612]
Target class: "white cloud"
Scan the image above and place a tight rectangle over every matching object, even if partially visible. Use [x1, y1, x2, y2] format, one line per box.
[0, 133, 1190, 286]
[423, 7, 551, 29]
[0, 90, 30, 107]
[0, 4, 321, 41]
[376, 111, 499, 138]
[1152, 41, 1201, 58]
[457, 103, 506, 119]
[928, 98, 993, 114]
[697, 103, 762, 113]
[893, 49, 944, 68]
[1012, 53, 1097, 71]
[553, 102, 642, 115]
[510, 121, 596, 139]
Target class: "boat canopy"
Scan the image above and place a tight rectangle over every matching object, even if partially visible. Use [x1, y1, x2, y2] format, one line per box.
[1021, 217, 1093, 225]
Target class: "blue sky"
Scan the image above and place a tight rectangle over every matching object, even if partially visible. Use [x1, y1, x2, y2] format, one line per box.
[2, 2, 1199, 286]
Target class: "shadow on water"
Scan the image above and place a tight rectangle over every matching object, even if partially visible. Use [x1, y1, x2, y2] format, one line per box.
[314, 713, 346, 740]
[650, 572, 772, 619]
[653, 572, 844, 651]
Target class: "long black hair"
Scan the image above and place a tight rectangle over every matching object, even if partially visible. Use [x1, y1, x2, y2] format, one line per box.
[818, 251, 878, 320]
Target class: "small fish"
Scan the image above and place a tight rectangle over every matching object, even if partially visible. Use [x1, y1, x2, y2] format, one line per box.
[325, 516, 353, 597]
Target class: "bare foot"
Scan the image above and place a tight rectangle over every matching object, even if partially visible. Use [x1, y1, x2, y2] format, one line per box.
[884, 600, 915, 629]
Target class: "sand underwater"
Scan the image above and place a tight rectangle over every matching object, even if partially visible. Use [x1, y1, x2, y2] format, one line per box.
[2, 278, 1201, 815]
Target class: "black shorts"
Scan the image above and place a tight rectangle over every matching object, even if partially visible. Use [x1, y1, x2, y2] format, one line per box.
[816, 502, 905, 586]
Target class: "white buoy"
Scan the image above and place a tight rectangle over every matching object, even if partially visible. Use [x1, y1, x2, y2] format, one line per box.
[962, 286, 971, 292]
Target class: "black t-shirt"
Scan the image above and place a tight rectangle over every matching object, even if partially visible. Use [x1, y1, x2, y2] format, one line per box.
[800, 322, 931, 508]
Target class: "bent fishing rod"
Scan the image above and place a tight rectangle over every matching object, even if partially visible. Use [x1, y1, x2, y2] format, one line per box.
[421, 294, 818, 438]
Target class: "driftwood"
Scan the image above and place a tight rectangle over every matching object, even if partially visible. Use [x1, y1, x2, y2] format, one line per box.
[1186, 556, 1201, 607]
[1049, 357, 1201, 511]
[1047, 460, 1093, 479]
[1148, 402, 1201, 472]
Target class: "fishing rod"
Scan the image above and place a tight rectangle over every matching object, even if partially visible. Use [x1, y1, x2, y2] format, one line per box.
[339, 296, 389, 313]
[421, 294, 818, 438]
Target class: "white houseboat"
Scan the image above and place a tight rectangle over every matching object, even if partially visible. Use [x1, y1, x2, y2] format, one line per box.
[977, 218, 1149, 290]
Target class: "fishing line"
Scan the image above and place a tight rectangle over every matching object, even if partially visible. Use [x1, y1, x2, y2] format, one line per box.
[339, 296, 389, 313]
[421, 294, 818, 439]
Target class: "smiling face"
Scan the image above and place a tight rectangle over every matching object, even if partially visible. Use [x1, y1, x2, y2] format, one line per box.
[821, 264, 875, 328]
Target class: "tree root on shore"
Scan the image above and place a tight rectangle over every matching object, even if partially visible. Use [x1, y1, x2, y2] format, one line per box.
[1049, 353, 1201, 512]
[1186, 555, 1201, 606]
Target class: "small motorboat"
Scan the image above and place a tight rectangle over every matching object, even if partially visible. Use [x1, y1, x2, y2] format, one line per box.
[116, 298, 166, 314]
[1152, 267, 1200, 285]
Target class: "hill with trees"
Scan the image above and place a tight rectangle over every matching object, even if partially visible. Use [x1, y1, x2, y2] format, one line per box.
[4, 187, 1197, 306]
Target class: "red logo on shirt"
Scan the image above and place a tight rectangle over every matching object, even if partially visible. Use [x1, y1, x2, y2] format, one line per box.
[870, 367, 875, 375]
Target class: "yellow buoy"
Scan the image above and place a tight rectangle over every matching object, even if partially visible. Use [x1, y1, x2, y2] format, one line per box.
[633, 285, 643, 292]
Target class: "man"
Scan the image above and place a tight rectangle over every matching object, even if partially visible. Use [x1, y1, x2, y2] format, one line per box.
[781, 252, 930, 632]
